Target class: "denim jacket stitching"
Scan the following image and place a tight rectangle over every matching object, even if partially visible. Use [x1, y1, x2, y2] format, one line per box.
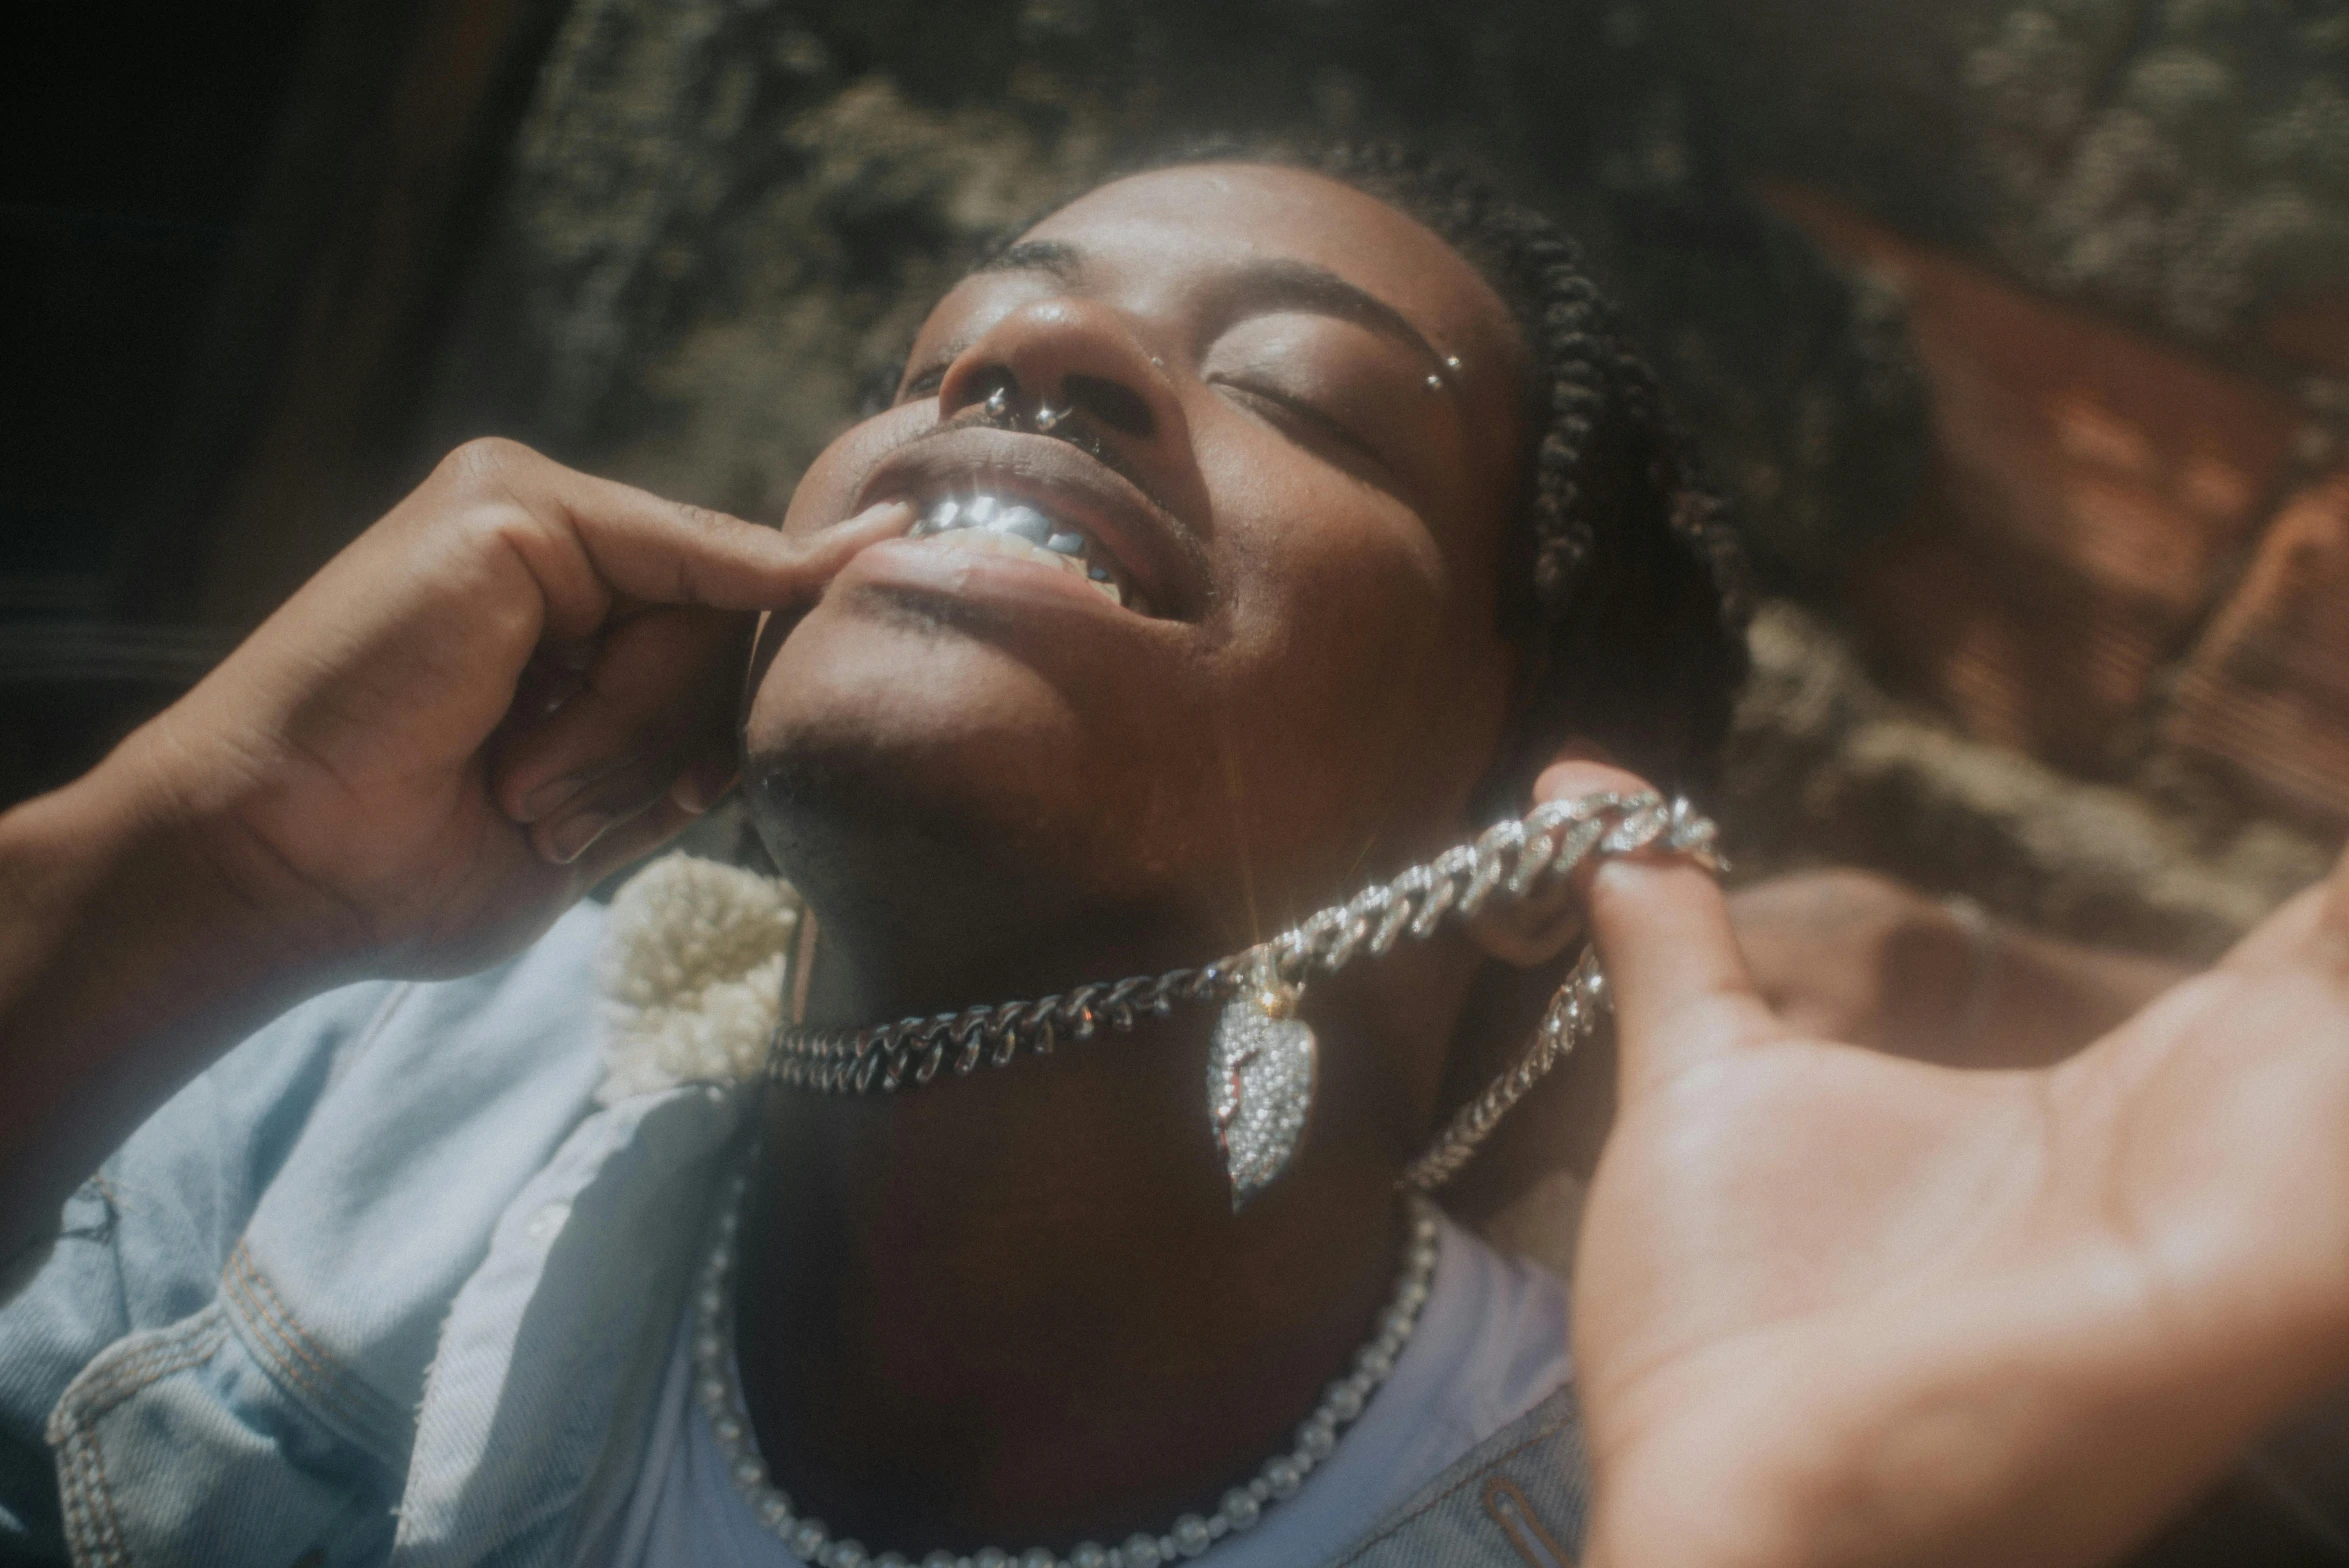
[222, 1238, 410, 1456]
[1482, 1476, 1574, 1567]
[55, 1405, 125, 1568]
[1327, 1391, 1579, 1566]
[45, 1303, 234, 1568]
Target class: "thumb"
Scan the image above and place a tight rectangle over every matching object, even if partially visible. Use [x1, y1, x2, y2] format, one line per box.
[1534, 760, 1780, 1095]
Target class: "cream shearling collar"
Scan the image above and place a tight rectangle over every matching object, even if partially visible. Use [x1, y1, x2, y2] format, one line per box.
[595, 855, 801, 1104]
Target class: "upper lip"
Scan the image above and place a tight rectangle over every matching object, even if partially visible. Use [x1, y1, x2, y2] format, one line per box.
[849, 425, 1204, 618]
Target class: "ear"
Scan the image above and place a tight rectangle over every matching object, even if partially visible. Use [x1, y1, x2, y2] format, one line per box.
[1460, 737, 1623, 967]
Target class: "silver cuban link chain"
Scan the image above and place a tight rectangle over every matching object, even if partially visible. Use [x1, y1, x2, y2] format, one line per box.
[767, 789, 1722, 1109]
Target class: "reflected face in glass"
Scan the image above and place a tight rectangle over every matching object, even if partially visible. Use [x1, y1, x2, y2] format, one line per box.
[744, 162, 1533, 934]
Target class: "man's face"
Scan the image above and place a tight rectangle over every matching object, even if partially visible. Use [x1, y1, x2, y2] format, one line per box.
[744, 163, 1531, 948]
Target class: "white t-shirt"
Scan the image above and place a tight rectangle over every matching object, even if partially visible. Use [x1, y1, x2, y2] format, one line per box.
[603, 1211, 1569, 1568]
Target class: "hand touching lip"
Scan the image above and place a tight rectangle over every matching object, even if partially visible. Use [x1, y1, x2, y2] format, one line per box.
[903, 492, 1148, 613]
[847, 425, 1209, 621]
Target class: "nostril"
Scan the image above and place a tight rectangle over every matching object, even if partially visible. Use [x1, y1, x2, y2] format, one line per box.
[1064, 374, 1155, 438]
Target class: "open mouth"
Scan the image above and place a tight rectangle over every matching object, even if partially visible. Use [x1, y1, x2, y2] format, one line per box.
[904, 490, 1150, 614]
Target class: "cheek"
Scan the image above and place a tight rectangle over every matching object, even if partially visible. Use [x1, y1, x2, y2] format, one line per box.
[1196, 435, 1515, 856]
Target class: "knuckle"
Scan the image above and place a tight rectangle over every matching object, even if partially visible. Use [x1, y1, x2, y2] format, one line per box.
[438, 435, 537, 488]
[429, 445, 552, 550]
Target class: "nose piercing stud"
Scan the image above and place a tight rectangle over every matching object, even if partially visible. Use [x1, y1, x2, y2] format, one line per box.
[975, 381, 1081, 437]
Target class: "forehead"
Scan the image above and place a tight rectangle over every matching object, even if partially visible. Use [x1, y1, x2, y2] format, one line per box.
[1007, 163, 1524, 372]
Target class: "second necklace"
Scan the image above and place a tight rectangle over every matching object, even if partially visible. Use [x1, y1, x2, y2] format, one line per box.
[770, 790, 1724, 1209]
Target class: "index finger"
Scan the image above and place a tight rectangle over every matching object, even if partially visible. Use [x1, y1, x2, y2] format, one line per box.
[438, 440, 907, 633]
[542, 471, 910, 616]
[1534, 761, 1782, 1093]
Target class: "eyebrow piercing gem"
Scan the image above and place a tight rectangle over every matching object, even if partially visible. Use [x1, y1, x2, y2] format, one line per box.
[1424, 374, 1443, 391]
[1445, 355, 1462, 371]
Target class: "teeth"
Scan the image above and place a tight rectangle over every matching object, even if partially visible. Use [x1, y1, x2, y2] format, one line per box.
[907, 491, 1135, 609]
[992, 505, 1053, 546]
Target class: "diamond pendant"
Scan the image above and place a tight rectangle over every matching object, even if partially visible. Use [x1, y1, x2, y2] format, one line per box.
[1207, 951, 1316, 1211]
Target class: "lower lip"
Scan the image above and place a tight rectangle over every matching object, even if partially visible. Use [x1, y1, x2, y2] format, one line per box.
[829, 536, 1151, 624]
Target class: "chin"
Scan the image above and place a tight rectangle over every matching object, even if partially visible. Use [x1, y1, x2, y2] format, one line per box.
[740, 613, 1203, 943]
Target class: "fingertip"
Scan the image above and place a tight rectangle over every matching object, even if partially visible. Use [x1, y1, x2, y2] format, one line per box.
[1523, 772, 1780, 1085]
[668, 758, 736, 817]
[713, 500, 912, 611]
[798, 499, 913, 563]
[569, 797, 700, 885]
[513, 773, 586, 826]
[541, 808, 614, 866]
[1585, 853, 1780, 1077]
[840, 497, 916, 534]
[1533, 758, 1657, 807]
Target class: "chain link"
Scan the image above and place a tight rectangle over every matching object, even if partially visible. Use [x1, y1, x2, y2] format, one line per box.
[768, 790, 1721, 1094]
[1400, 947, 1609, 1192]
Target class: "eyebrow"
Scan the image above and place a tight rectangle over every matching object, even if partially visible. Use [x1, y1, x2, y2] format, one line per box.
[973, 239, 1452, 380]
[973, 238, 1085, 283]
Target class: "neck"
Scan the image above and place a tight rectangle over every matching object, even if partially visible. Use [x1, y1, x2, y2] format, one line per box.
[732, 924, 1471, 1553]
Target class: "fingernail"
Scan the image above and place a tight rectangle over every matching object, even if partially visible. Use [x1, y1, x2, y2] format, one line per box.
[520, 775, 588, 823]
[549, 811, 612, 864]
[843, 498, 914, 533]
[670, 773, 711, 816]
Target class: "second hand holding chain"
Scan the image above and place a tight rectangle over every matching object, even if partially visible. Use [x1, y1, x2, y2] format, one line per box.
[770, 791, 1725, 1205]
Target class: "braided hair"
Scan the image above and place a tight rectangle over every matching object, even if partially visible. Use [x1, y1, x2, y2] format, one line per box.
[1296, 143, 1751, 808]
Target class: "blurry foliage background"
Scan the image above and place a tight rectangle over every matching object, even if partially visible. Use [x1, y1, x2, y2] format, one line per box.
[9, 0, 2349, 961]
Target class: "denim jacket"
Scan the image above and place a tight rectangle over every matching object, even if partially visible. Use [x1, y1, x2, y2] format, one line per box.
[0, 861, 1588, 1568]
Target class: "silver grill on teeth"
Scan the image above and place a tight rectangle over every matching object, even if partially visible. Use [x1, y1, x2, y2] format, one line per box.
[906, 491, 1130, 604]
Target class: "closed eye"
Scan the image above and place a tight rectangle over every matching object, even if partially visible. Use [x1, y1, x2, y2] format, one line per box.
[1211, 376, 1398, 485]
[898, 361, 951, 403]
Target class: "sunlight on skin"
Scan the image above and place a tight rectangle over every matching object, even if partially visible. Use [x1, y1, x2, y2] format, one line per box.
[2, 158, 2346, 1567]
